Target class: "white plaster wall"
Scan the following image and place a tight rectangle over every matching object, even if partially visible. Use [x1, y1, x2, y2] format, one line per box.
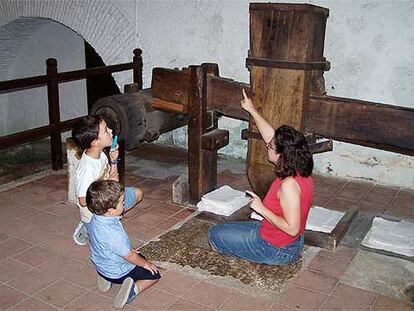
[0, 18, 87, 137]
[0, 0, 413, 188]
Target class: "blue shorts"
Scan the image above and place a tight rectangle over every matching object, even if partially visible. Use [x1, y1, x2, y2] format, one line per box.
[208, 220, 303, 265]
[124, 187, 137, 211]
[98, 254, 161, 284]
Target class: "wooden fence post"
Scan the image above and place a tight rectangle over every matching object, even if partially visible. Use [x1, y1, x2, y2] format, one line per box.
[133, 48, 143, 90]
[46, 58, 63, 170]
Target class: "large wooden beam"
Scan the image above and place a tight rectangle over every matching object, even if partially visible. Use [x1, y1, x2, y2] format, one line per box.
[306, 96, 414, 156]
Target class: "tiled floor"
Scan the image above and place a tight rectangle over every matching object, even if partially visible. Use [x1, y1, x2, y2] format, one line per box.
[0, 143, 413, 310]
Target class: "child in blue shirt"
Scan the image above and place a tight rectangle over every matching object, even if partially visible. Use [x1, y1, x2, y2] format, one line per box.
[86, 179, 160, 309]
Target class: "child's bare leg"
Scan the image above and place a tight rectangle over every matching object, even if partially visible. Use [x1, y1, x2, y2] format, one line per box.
[136, 279, 159, 293]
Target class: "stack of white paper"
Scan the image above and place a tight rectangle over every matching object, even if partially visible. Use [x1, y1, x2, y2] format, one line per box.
[362, 217, 414, 257]
[250, 205, 345, 233]
[305, 206, 345, 233]
[197, 185, 250, 216]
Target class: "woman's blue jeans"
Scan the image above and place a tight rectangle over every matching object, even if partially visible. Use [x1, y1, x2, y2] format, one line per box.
[208, 220, 303, 265]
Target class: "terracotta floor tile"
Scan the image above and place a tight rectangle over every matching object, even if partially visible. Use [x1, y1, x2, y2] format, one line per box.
[0, 217, 38, 241]
[145, 189, 172, 201]
[2, 203, 37, 220]
[277, 285, 327, 310]
[317, 246, 359, 263]
[0, 188, 24, 205]
[314, 179, 347, 196]
[155, 217, 182, 231]
[37, 255, 85, 278]
[0, 258, 33, 283]
[130, 287, 178, 310]
[63, 244, 90, 263]
[45, 201, 76, 217]
[386, 202, 414, 219]
[184, 281, 233, 308]
[0, 284, 30, 310]
[220, 292, 273, 310]
[8, 268, 59, 294]
[172, 208, 195, 220]
[372, 295, 414, 310]
[308, 255, 349, 278]
[10, 297, 58, 310]
[321, 295, 371, 310]
[16, 181, 58, 195]
[40, 234, 78, 255]
[358, 200, 388, 214]
[64, 292, 113, 310]
[269, 302, 297, 310]
[12, 245, 55, 267]
[363, 185, 399, 205]
[331, 284, 377, 306]
[313, 192, 333, 207]
[0, 237, 34, 260]
[47, 189, 68, 202]
[324, 197, 359, 213]
[36, 174, 67, 187]
[129, 210, 170, 227]
[0, 232, 10, 243]
[17, 191, 57, 209]
[150, 203, 183, 215]
[65, 265, 98, 290]
[13, 226, 62, 245]
[294, 270, 338, 294]
[167, 298, 214, 310]
[154, 270, 200, 296]
[35, 280, 85, 308]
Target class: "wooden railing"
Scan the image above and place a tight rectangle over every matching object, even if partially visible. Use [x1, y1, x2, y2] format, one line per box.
[0, 48, 143, 170]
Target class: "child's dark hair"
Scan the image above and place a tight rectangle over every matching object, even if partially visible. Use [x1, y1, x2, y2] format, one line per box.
[274, 125, 313, 178]
[72, 115, 102, 150]
[86, 180, 124, 215]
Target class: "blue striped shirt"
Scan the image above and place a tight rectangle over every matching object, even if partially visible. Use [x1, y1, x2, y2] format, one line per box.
[86, 214, 134, 279]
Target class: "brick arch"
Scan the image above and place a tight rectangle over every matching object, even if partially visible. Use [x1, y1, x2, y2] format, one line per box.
[0, 0, 146, 86]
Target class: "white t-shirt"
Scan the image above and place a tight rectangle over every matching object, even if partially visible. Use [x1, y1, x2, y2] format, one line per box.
[75, 151, 110, 199]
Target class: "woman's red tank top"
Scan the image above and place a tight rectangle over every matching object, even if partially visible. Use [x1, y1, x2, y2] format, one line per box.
[259, 175, 313, 247]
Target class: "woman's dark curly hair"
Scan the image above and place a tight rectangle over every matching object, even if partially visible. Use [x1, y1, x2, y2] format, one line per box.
[274, 125, 313, 178]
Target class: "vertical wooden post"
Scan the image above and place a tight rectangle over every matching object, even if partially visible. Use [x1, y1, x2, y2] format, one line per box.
[133, 48, 143, 90]
[201, 63, 220, 193]
[246, 4, 329, 197]
[46, 58, 63, 170]
[188, 65, 208, 203]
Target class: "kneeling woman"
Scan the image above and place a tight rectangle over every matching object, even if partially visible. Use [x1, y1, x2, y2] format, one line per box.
[208, 90, 313, 265]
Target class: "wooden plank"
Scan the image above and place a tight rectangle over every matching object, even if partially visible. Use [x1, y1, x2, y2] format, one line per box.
[187, 66, 207, 203]
[207, 76, 250, 121]
[151, 67, 189, 107]
[152, 98, 187, 114]
[250, 3, 329, 16]
[0, 117, 82, 150]
[46, 58, 63, 170]
[305, 95, 414, 156]
[201, 129, 229, 151]
[246, 58, 330, 71]
[305, 208, 358, 249]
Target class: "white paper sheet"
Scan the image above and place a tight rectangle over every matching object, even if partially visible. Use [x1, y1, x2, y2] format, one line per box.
[362, 217, 414, 257]
[249, 206, 345, 233]
[305, 206, 345, 233]
[197, 185, 250, 216]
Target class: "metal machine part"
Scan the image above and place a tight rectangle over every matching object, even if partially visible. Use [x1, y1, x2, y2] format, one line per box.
[90, 89, 187, 150]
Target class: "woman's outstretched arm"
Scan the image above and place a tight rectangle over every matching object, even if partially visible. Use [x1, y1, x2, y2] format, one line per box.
[241, 89, 275, 144]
